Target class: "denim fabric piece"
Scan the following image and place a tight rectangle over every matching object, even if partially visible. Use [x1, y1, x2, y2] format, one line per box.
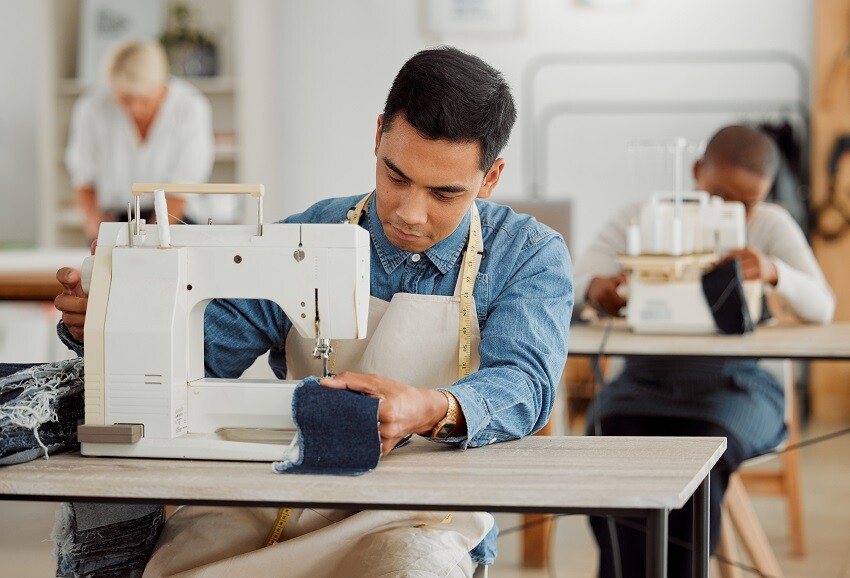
[0, 359, 84, 464]
[54, 503, 164, 578]
[272, 377, 381, 475]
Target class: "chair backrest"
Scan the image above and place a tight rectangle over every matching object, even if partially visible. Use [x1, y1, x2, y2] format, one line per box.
[500, 200, 571, 245]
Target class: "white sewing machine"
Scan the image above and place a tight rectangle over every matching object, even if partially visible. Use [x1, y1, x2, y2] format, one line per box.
[618, 191, 762, 334]
[77, 184, 370, 461]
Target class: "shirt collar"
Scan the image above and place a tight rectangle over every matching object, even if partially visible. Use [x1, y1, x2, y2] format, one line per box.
[366, 193, 473, 275]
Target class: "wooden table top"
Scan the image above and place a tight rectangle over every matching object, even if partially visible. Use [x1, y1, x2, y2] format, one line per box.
[0, 248, 90, 301]
[568, 320, 850, 360]
[0, 436, 725, 513]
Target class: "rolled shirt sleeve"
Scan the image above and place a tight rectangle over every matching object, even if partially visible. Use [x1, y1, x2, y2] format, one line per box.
[447, 231, 573, 449]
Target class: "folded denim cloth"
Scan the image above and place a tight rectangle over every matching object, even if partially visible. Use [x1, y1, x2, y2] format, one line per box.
[0, 359, 84, 465]
[272, 376, 381, 475]
[53, 502, 164, 578]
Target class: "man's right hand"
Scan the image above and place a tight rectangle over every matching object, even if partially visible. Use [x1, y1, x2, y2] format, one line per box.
[586, 273, 628, 317]
[55, 267, 88, 342]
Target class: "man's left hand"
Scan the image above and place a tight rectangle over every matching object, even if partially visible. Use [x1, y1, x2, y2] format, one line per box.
[320, 372, 449, 456]
[719, 247, 778, 285]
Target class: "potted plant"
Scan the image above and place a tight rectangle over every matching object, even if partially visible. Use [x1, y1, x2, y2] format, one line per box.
[159, 3, 218, 77]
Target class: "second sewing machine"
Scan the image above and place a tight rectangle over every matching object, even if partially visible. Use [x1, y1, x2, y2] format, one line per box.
[76, 184, 370, 461]
[618, 190, 763, 334]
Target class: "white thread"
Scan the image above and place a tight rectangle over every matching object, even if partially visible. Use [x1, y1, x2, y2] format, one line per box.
[153, 189, 171, 248]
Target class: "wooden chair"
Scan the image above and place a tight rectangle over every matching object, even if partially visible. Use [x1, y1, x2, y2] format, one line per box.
[715, 359, 805, 578]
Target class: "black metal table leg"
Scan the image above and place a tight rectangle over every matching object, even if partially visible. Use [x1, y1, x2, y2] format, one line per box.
[646, 508, 668, 578]
[692, 475, 710, 578]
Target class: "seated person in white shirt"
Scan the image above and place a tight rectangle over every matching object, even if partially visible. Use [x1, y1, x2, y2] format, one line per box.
[65, 40, 215, 241]
[573, 125, 835, 577]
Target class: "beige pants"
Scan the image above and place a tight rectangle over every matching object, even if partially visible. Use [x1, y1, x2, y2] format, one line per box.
[143, 506, 492, 577]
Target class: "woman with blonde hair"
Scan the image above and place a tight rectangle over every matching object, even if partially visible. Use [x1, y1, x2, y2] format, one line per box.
[66, 40, 214, 241]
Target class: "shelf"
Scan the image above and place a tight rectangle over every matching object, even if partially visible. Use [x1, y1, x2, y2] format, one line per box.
[56, 76, 236, 96]
[57, 147, 238, 164]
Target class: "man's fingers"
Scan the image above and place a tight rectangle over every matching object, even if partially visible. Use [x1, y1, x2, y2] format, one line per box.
[56, 267, 84, 297]
[320, 372, 379, 396]
[62, 312, 86, 329]
[55, 293, 88, 314]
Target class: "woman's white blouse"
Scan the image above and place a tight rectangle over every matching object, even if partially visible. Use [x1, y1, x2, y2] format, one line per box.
[65, 76, 215, 223]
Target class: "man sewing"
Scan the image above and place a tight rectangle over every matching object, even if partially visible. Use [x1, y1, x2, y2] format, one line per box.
[574, 125, 834, 577]
[54, 46, 573, 577]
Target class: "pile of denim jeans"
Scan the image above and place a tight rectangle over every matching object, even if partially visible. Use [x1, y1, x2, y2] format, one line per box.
[0, 359, 84, 465]
[1, 359, 165, 576]
[53, 502, 164, 578]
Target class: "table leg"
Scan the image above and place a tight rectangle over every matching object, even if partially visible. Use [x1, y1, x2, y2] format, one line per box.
[646, 508, 668, 578]
[692, 475, 710, 578]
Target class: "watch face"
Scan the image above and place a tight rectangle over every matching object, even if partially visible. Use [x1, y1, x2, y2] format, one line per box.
[435, 423, 454, 439]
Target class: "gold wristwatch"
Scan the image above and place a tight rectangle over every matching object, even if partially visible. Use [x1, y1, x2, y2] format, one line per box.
[430, 389, 459, 440]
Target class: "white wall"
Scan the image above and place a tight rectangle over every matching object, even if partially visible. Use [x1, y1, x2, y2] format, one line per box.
[271, 0, 812, 256]
[0, 0, 44, 246]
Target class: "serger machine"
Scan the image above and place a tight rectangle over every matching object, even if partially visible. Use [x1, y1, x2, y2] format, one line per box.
[77, 184, 370, 461]
[618, 190, 762, 334]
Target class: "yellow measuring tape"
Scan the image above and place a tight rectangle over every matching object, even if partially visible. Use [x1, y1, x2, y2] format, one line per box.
[457, 207, 482, 379]
[265, 507, 293, 547]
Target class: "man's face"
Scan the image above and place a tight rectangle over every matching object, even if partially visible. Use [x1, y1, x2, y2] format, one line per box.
[693, 160, 772, 221]
[373, 114, 504, 253]
[113, 85, 167, 126]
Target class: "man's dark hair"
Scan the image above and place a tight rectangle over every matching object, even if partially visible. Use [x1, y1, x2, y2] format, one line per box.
[383, 46, 517, 172]
[703, 125, 780, 180]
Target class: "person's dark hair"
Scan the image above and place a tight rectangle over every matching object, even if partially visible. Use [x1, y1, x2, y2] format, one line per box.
[703, 125, 780, 180]
[383, 46, 517, 172]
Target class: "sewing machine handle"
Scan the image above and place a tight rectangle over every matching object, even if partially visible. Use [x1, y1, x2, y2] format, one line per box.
[130, 184, 264, 197]
[131, 183, 266, 235]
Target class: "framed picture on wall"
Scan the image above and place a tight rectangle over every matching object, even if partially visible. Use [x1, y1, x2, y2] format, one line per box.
[77, 0, 164, 84]
[422, 0, 522, 39]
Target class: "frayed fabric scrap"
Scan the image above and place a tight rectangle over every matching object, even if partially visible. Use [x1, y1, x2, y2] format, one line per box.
[0, 358, 84, 465]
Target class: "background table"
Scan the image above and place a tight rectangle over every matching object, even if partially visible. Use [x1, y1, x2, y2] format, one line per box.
[568, 320, 850, 360]
[0, 436, 725, 578]
[0, 248, 90, 301]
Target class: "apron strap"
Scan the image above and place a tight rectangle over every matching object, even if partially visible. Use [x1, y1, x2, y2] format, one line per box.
[346, 192, 373, 225]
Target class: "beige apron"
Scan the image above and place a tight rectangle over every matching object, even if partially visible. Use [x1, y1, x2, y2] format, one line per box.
[144, 197, 493, 578]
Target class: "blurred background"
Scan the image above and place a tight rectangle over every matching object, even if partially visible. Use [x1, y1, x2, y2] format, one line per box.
[3, 2, 850, 577]
[0, 0, 812, 256]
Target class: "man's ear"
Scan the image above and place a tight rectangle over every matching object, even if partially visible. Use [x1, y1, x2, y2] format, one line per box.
[693, 159, 704, 183]
[477, 158, 505, 200]
[374, 114, 384, 157]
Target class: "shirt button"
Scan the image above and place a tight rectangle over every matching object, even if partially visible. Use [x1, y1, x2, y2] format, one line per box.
[411, 254, 421, 262]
